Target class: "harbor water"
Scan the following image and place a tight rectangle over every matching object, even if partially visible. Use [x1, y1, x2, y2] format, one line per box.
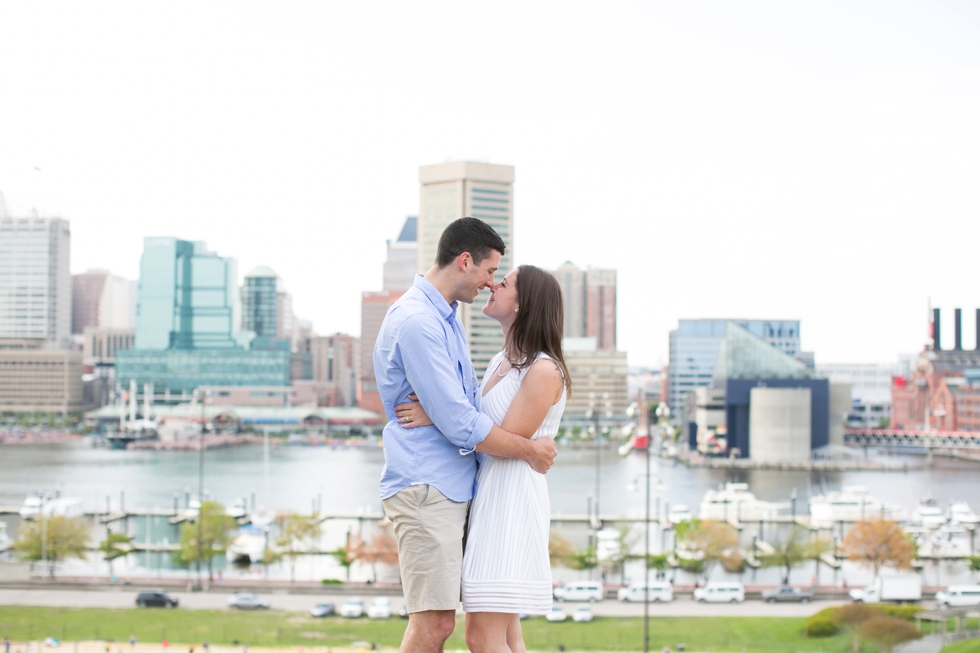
[1, 440, 978, 587]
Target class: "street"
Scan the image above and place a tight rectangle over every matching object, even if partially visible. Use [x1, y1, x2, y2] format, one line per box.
[0, 588, 851, 617]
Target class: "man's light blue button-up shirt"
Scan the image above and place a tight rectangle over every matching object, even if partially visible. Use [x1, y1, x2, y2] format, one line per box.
[375, 275, 495, 503]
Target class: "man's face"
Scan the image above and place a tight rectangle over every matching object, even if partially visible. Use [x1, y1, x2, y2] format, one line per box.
[458, 250, 501, 304]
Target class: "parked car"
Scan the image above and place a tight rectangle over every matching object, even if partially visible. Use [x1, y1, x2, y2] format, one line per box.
[761, 586, 814, 603]
[554, 581, 604, 602]
[135, 591, 178, 608]
[399, 604, 409, 619]
[340, 598, 365, 618]
[935, 586, 980, 607]
[693, 583, 744, 603]
[228, 592, 270, 610]
[310, 602, 335, 617]
[572, 606, 594, 623]
[368, 597, 391, 619]
[545, 606, 567, 622]
[617, 582, 674, 603]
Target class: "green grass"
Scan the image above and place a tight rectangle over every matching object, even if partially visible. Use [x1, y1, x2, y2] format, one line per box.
[943, 640, 980, 653]
[0, 606, 873, 652]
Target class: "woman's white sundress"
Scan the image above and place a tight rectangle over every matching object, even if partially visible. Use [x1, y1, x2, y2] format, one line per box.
[460, 350, 567, 614]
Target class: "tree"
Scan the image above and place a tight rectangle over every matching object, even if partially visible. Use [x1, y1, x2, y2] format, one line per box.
[99, 531, 133, 578]
[680, 519, 738, 580]
[273, 511, 320, 583]
[174, 501, 236, 578]
[350, 530, 398, 582]
[760, 526, 808, 584]
[859, 616, 921, 653]
[842, 520, 915, 577]
[566, 546, 598, 571]
[804, 536, 833, 585]
[330, 544, 355, 580]
[13, 515, 90, 578]
[549, 530, 576, 568]
[838, 603, 881, 652]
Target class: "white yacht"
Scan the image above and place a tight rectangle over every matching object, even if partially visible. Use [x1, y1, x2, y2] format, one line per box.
[19, 494, 43, 520]
[669, 504, 694, 525]
[699, 483, 788, 522]
[809, 485, 905, 526]
[226, 524, 268, 564]
[227, 497, 248, 520]
[0, 521, 11, 552]
[912, 497, 947, 528]
[949, 501, 980, 525]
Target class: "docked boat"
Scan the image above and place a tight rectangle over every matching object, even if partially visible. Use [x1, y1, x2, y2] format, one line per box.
[699, 483, 788, 522]
[227, 524, 268, 564]
[912, 497, 947, 528]
[0, 521, 11, 552]
[105, 421, 159, 450]
[669, 504, 694, 524]
[809, 485, 905, 526]
[227, 497, 248, 520]
[248, 507, 276, 528]
[19, 494, 43, 520]
[949, 501, 980, 525]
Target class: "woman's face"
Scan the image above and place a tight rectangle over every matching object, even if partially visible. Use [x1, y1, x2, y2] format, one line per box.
[483, 268, 519, 324]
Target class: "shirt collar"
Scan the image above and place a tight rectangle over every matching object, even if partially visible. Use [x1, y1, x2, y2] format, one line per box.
[414, 274, 458, 322]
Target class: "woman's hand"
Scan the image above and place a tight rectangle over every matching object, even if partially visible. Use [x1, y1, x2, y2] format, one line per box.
[394, 394, 433, 429]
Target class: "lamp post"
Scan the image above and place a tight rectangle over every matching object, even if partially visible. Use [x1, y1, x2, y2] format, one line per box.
[586, 392, 612, 524]
[790, 488, 798, 521]
[194, 388, 210, 590]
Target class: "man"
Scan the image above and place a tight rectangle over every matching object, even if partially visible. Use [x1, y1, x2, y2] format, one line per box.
[374, 217, 558, 653]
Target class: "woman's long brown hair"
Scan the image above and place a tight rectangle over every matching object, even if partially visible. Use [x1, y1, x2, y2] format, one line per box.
[507, 265, 571, 391]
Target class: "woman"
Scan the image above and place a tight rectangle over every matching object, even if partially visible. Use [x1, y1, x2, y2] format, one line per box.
[396, 264, 570, 653]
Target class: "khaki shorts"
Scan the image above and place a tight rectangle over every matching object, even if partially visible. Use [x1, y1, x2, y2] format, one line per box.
[382, 485, 470, 613]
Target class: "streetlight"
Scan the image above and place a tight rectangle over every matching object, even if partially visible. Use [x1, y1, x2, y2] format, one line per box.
[193, 387, 211, 590]
[586, 392, 613, 523]
[790, 488, 798, 521]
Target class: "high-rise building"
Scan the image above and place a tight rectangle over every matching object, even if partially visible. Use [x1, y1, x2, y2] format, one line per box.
[0, 348, 86, 414]
[552, 262, 617, 350]
[118, 237, 292, 393]
[0, 217, 72, 349]
[417, 161, 514, 374]
[133, 237, 243, 350]
[310, 333, 358, 406]
[562, 337, 629, 417]
[667, 319, 802, 422]
[72, 269, 136, 333]
[242, 265, 295, 342]
[359, 290, 402, 413]
[384, 217, 418, 292]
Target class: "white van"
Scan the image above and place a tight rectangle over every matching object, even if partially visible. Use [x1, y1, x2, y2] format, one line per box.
[617, 582, 674, 603]
[693, 582, 745, 603]
[936, 586, 980, 607]
[554, 581, 604, 602]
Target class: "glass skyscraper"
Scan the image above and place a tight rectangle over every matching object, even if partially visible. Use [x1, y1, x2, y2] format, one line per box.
[242, 266, 281, 339]
[667, 319, 802, 422]
[118, 237, 291, 393]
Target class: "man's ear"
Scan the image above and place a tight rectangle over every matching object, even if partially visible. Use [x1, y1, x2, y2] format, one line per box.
[458, 252, 471, 271]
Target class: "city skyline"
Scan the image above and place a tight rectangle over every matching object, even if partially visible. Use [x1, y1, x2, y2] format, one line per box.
[1, 2, 978, 367]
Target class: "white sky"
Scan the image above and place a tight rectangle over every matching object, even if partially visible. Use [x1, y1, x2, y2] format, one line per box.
[1, 1, 978, 368]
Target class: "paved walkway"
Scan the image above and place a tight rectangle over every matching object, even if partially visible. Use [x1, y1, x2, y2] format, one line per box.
[895, 634, 944, 653]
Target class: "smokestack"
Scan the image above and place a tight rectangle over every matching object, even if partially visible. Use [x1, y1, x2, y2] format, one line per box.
[933, 308, 941, 351]
[955, 308, 963, 351]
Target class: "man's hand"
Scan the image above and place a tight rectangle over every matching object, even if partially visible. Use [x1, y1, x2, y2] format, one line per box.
[526, 437, 558, 474]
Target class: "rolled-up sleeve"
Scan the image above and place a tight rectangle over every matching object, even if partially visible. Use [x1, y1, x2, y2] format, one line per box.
[397, 315, 494, 452]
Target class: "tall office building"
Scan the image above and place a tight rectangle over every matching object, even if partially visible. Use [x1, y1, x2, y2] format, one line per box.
[309, 333, 358, 406]
[134, 237, 243, 350]
[417, 161, 514, 374]
[242, 265, 295, 342]
[359, 290, 402, 414]
[72, 269, 136, 333]
[383, 217, 418, 292]
[0, 217, 72, 349]
[118, 237, 291, 393]
[667, 319, 802, 422]
[552, 262, 617, 350]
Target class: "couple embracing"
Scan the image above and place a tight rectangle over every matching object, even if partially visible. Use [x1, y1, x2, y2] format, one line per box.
[374, 217, 570, 653]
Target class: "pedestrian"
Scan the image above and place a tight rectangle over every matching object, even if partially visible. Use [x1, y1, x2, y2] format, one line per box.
[202, 642, 208, 653]
[129, 636, 135, 648]
[662, 647, 671, 653]
[4, 635, 10, 653]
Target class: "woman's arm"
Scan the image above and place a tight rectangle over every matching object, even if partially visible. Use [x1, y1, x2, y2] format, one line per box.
[497, 359, 565, 439]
